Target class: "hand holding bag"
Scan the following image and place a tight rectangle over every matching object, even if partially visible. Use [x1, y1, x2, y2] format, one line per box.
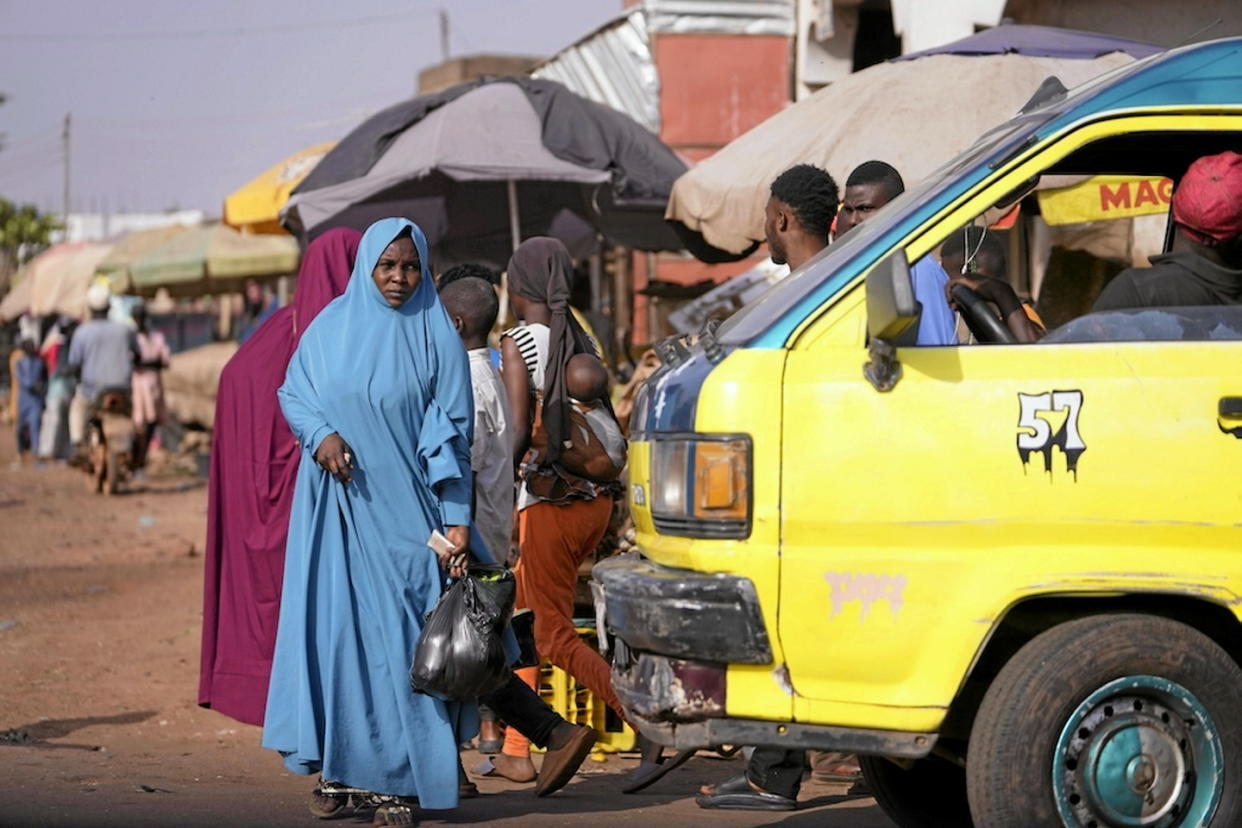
[409, 564, 516, 699]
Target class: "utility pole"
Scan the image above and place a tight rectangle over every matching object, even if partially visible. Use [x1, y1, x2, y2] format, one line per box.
[439, 8, 450, 62]
[61, 112, 71, 225]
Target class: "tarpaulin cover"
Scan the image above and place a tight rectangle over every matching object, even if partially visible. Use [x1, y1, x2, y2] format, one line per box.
[665, 50, 1135, 255]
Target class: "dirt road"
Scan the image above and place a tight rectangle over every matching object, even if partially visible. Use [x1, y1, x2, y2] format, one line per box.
[0, 428, 894, 827]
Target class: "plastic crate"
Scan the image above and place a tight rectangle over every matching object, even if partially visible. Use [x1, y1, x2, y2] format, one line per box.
[536, 626, 635, 753]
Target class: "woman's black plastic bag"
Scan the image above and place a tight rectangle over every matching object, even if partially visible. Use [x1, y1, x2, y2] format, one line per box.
[410, 564, 516, 699]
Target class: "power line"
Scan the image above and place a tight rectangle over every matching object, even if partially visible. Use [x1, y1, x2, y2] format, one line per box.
[0, 8, 435, 43]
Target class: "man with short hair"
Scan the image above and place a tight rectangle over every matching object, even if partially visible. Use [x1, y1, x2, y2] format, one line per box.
[764, 163, 839, 271]
[67, 283, 138, 458]
[1094, 150, 1242, 311]
[695, 164, 854, 812]
[838, 160, 957, 346]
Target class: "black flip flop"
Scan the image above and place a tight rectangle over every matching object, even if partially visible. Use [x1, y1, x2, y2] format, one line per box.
[694, 773, 797, 811]
[621, 748, 696, 794]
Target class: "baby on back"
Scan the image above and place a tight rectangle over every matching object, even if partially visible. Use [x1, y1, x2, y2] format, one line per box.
[560, 353, 626, 478]
[565, 352, 610, 405]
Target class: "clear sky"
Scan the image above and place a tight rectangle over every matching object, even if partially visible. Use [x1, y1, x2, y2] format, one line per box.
[0, 0, 619, 217]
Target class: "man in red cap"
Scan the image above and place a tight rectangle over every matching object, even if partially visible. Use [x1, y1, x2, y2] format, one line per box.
[1094, 151, 1242, 311]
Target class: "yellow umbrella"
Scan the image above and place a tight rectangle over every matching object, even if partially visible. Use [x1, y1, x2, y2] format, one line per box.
[224, 141, 335, 234]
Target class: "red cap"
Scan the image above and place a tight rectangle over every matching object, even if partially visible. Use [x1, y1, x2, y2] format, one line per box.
[1172, 151, 1242, 245]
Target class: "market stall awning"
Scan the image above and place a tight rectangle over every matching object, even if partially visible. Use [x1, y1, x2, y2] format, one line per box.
[1, 242, 113, 320]
[129, 223, 299, 296]
[95, 224, 194, 292]
[0, 272, 32, 322]
[224, 141, 335, 235]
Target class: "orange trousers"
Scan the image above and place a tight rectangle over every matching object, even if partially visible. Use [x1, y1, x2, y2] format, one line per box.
[502, 495, 619, 757]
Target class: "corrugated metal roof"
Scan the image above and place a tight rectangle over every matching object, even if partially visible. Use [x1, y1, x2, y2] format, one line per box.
[532, 10, 661, 134]
[532, 1, 796, 136]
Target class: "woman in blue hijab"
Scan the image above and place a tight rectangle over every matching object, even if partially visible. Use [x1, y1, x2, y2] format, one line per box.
[263, 218, 476, 824]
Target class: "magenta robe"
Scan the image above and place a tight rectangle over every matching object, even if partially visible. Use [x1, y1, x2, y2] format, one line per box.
[198, 228, 361, 725]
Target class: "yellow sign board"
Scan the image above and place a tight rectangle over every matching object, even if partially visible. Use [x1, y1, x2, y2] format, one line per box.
[1038, 175, 1172, 226]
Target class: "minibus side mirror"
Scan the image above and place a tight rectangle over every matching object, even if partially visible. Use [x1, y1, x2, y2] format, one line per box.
[864, 249, 920, 392]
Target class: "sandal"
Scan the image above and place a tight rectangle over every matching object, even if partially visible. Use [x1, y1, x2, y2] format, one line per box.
[695, 773, 796, 811]
[622, 748, 696, 794]
[372, 801, 417, 826]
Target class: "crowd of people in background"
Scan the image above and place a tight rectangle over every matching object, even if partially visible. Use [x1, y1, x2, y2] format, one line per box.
[6, 285, 169, 471]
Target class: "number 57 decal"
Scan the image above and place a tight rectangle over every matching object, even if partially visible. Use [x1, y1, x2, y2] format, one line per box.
[1017, 390, 1086, 479]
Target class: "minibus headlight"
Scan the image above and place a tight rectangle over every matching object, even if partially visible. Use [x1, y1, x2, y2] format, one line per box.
[648, 436, 751, 539]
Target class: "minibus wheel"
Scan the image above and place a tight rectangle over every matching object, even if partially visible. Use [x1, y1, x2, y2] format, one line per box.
[859, 754, 970, 827]
[966, 614, 1241, 827]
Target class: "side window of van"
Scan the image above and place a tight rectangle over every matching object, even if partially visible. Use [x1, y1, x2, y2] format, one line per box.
[923, 130, 1242, 345]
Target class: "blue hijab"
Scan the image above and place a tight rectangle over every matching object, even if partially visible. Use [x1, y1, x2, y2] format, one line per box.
[283, 217, 473, 509]
[263, 218, 479, 805]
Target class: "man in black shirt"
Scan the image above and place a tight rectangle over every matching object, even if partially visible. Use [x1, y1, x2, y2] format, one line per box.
[1094, 151, 1242, 311]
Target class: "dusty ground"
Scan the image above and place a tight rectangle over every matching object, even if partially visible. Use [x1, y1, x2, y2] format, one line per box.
[0, 426, 894, 827]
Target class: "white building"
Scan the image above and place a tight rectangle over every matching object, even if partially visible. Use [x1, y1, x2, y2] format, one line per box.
[57, 210, 205, 244]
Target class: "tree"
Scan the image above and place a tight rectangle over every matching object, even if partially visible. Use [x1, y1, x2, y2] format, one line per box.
[0, 198, 62, 296]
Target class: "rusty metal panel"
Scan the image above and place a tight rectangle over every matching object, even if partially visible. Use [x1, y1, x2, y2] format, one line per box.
[656, 34, 791, 151]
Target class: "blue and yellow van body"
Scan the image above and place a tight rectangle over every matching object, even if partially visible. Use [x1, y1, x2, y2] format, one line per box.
[594, 36, 1242, 795]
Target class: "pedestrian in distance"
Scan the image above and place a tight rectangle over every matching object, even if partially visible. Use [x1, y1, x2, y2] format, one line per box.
[37, 317, 76, 461]
[14, 338, 46, 462]
[262, 218, 481, 826]
[128, 301, 171, 469]
[66, 283, 139, 464]
[198, 227, 360, 728]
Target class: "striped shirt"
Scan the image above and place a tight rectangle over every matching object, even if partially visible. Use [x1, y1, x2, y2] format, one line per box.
[502, 322, 549, 510]
[502, 322, 549, 392]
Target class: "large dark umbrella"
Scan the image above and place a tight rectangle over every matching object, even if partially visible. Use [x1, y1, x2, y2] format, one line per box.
[283, 77, 688, 267]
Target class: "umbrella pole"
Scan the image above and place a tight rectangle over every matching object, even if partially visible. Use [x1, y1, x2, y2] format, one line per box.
[507, 179, 521, 253]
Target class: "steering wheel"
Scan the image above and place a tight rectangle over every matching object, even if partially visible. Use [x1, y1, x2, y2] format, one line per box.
[951, 284, 1017, 344]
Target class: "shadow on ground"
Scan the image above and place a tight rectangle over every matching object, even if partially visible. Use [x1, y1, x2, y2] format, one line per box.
[1, 710, 157, 750]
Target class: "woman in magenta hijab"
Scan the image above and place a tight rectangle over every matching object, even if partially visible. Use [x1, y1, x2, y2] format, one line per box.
[199, 228, 362, 726]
